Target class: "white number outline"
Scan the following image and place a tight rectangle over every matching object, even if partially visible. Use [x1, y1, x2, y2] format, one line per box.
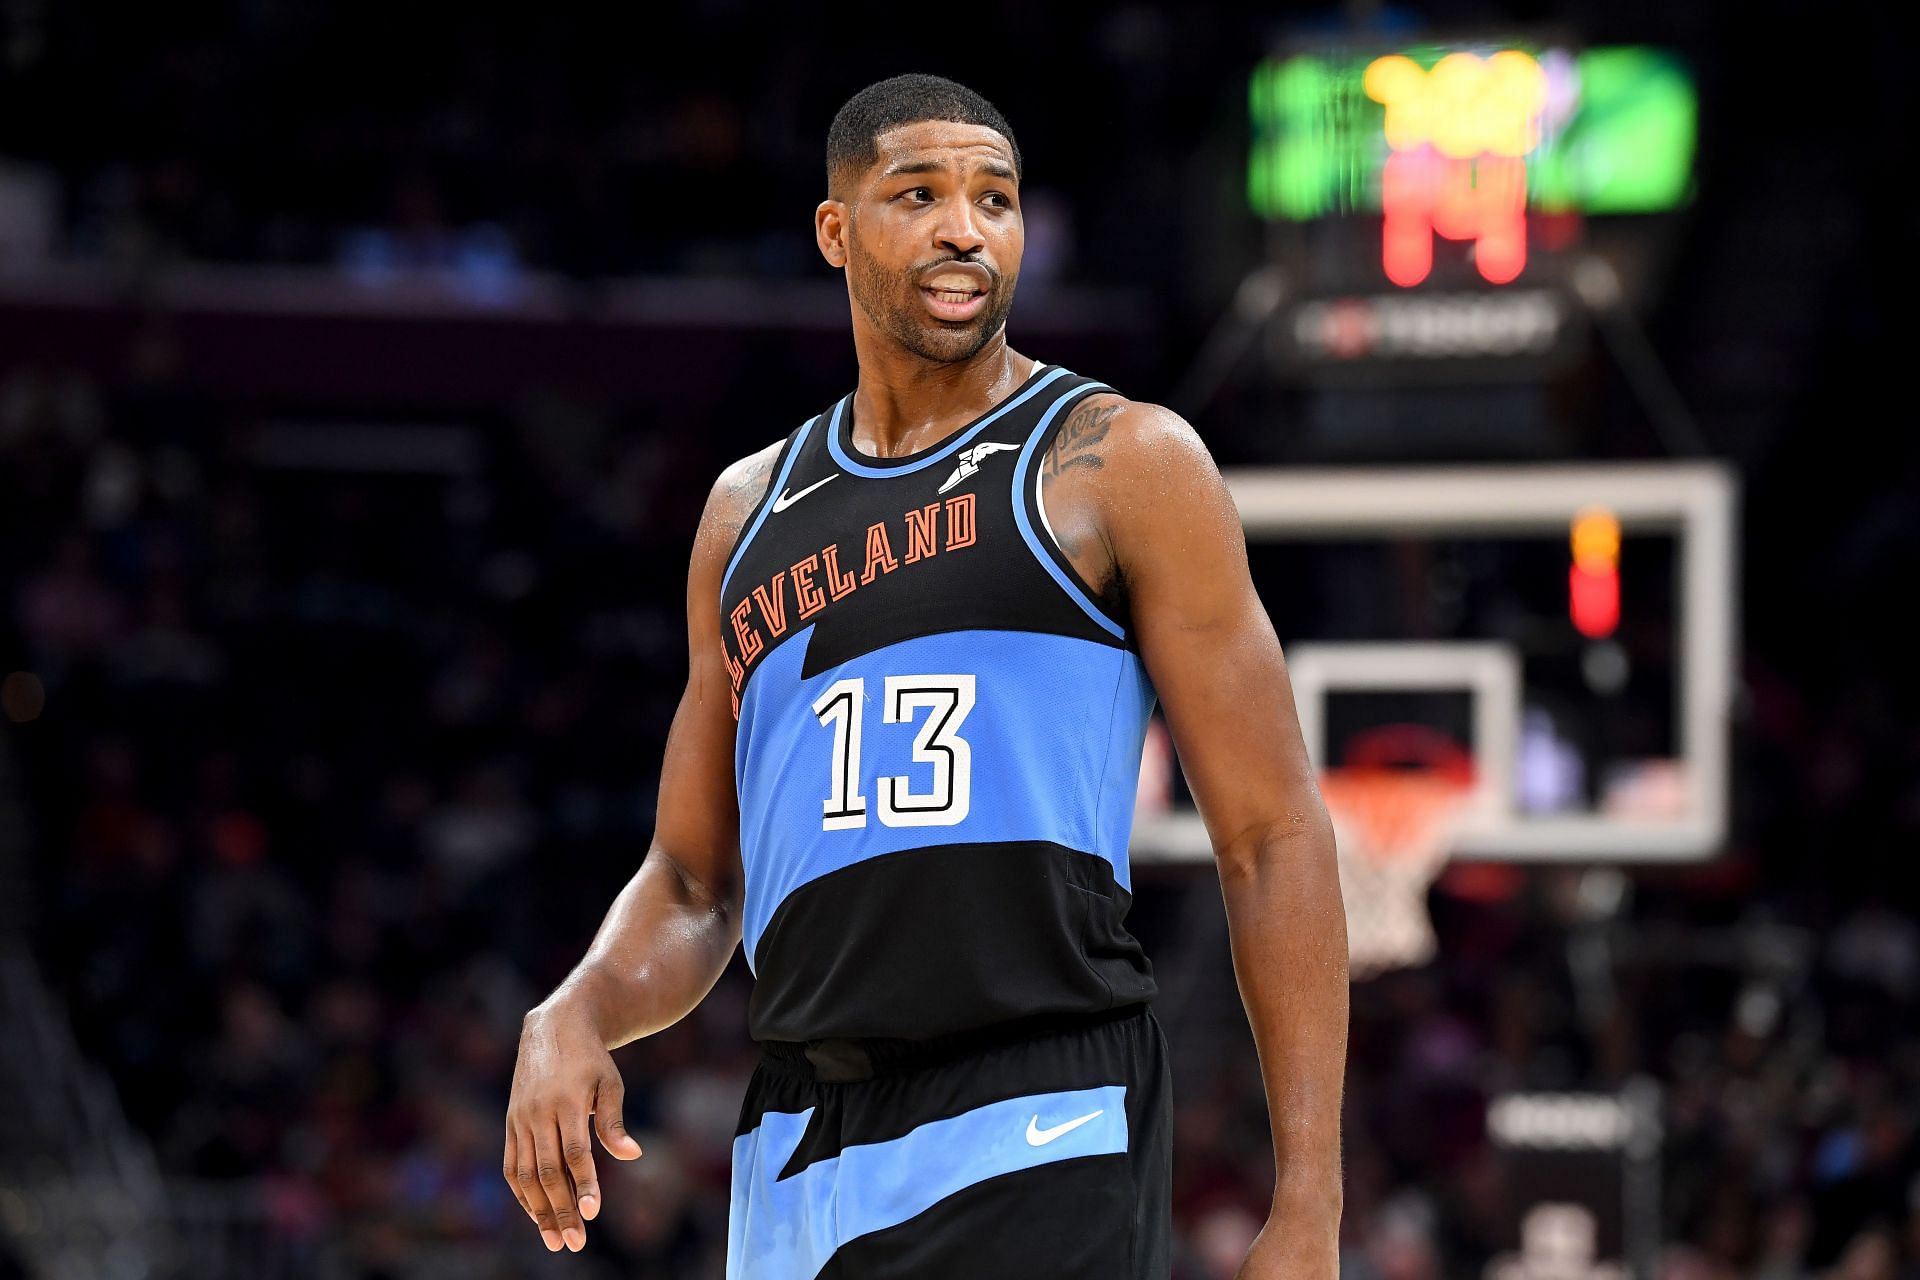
[809, 677, 868, 830]
[877, 675, 975, 827]
[809, 674, 975, 831]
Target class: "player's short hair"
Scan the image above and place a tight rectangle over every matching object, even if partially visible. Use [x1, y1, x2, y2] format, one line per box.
[826, 73, 1022, 197]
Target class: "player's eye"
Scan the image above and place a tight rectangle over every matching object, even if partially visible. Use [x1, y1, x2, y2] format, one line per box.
[981, 192, 1011, 209]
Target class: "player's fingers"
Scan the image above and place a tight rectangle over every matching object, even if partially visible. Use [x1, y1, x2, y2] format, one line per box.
[593, 1070, 642, 1162]
[502, 1124, 540, 1228]
[512, 1119, 565, 1252]
[534, 1116, 587, 1252]
[560, 1105, 601, 1223]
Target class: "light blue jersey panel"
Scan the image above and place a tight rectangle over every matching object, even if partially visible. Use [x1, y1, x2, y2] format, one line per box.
[734, 626, 1155, 966]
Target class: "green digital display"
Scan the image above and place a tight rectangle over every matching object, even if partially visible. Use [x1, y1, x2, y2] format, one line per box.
[1248, 44, 1696, 222]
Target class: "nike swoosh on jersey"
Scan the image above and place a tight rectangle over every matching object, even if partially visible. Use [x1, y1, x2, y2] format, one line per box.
[770, 474, 837, 513]
[1025, 1108, 1105, 1146]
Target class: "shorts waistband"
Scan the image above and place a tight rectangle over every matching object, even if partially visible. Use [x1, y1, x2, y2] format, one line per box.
[756, 1003, 1148, 1084]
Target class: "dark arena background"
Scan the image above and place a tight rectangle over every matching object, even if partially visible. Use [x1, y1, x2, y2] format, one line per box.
[0, 3, 1912, 1279]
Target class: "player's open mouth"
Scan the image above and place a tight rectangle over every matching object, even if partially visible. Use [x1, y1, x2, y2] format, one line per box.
[920, 286, 988, 321]
[916, 262, 993, 322]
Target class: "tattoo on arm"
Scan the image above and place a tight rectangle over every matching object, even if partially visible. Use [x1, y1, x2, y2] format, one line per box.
[1042, 400, 1118, 479]
[1038, 398, 1130, 619]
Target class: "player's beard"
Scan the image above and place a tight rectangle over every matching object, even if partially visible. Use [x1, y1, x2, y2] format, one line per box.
[849, 242, 1016, 364]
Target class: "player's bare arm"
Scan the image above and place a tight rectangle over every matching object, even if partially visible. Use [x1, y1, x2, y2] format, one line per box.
[502, 441, 779, 1254]
[1043, 396, 1349, 1279]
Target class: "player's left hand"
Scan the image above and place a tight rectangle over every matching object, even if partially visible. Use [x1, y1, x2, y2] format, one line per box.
[1233, 1217, 1339, 1280]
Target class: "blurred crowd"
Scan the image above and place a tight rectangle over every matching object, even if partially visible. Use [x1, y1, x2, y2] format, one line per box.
[4, 351, 1918, 1280]
[0, 3, 1232, 294]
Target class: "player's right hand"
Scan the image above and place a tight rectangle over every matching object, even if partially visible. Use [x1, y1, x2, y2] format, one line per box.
[504, 999, 643, 1253]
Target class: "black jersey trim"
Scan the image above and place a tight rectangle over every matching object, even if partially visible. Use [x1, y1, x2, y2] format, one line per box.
[825, 364, 1070, 477]
[1009, 384, 1132, 640]
[720, 415, 820, 598]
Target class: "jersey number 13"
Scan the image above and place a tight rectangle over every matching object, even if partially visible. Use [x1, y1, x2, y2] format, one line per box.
[809, 675, 975, 831]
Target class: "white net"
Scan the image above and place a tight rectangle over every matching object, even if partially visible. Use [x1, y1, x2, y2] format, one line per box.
[1321, 768, 1473, 978]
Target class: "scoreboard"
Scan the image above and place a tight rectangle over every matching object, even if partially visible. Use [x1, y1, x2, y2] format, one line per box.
[1249, 43, 1696, 288]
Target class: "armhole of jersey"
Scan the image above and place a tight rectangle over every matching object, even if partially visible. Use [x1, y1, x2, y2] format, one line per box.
[719, 415, 816, 599]
[1010, 383, 1130, 642]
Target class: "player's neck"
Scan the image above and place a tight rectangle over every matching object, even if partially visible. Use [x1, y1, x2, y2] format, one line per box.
[847, 332, 1035, 460]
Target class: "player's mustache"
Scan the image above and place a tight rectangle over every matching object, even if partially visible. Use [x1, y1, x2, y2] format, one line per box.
[909, 258, 999, 289]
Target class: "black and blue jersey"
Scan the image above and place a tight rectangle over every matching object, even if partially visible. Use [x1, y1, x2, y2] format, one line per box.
[717, 362, 1159, 1044]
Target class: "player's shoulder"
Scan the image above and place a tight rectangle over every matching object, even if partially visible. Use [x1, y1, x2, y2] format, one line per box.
[713, 438, 786, 511]
[1073, 391, 1204, 447]
[694, 437, 787, 564]
[1044, 389, 1216, 489]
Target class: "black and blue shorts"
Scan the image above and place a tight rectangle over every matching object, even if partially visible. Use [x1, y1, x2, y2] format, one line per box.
[726, 1003, 1173, 1279]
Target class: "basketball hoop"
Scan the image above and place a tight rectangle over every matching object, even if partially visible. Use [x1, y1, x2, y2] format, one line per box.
[1319, 726, 1476, 978]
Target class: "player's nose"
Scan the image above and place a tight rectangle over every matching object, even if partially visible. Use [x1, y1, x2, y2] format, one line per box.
[933, 196, 985, 258]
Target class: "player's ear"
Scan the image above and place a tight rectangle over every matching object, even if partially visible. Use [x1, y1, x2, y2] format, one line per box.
[815, 199, 849, 270]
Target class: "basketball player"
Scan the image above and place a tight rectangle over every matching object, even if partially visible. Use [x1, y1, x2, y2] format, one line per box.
[504, 74, 1348, 1278]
